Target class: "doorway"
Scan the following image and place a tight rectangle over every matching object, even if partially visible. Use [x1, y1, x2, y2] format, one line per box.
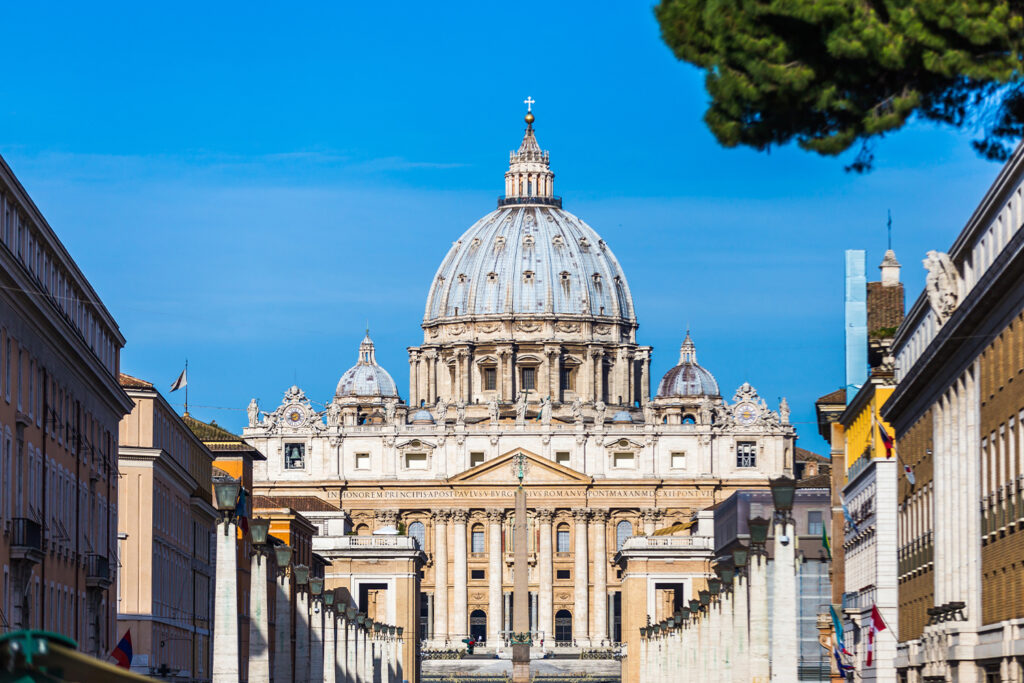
[470, 609, 487, 642]
[555, 609, 572, 644]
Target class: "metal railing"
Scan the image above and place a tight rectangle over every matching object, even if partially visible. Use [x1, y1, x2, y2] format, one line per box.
[497, 195, 563, 208]
[11, 518, 42, 551]
[86, 554, 110, 581]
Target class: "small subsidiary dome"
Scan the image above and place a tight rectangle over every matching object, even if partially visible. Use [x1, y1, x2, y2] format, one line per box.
[336, 332, 400, 399]
[611, 410, 634, 423]
[656, 332, 720, 398]
[410, 409, 435, 424]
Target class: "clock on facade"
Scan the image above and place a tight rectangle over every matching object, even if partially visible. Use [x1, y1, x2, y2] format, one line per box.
[285, 405, 304, 426]
[735, 402, 759, 426]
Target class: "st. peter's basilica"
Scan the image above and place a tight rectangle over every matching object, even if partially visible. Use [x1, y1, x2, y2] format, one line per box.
[243, 107, 794, 655]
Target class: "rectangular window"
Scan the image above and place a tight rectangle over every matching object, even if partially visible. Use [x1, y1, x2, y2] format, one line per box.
[471, 569, 485, 580]
[555, 451, 570, 466]
[284, 443, 305, 469]
[521, 367, 536, 391]
[808, 510, 823, 536]
[470, 452, 485, 468]
[483, 368, 496, 391]
[556, 528, 570, 552]
[737, 442, 757, 468]
[405, 452, 427, 470]
[355, 453, 370, 470]
[671, 452, 686, 469]
[613, 452, 635, 469]
[556, 569, 571, 580]
[560, 367, 572, 391]
[471, 530, 484, 553]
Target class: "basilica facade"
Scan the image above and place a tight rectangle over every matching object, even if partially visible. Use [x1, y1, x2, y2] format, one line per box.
[244, 110, 796, 652]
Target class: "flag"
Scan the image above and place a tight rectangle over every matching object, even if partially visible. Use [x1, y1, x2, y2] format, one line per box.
[170, 367, 187, 392]
[822, 524, 832, 560]
[832, 637, 854, 675]
[829, 605, 851, 656]
[111, 629, 133, 669]
[903, 463, 916, 486]
[873, 413, 894, 458]
[871, 604, 888, 632]
[866, 622, 875, 666]
[840, 494, 859, 533]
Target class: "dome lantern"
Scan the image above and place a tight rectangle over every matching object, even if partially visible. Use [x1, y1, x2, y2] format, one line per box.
[501, 98, 559, 208]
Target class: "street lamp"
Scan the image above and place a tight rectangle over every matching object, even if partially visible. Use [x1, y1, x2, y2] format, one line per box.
[250, 518, 271, 546]
[212, 478, 241, 530]
[323, 590, 335, 609]
[748, 516, 771, 550]
[309, 576, 324, 597]
[678, 606, 690, 623]
[294, 563, 310, 588]
[769, 475, 797, 517]
[719, 566, 735, 588]
[698, 590, 710, 607]
[689, 599, 701, 614]
[708, 578, 722, 596]
[273, 544, 293, 574]
[732, 544, 750, 571]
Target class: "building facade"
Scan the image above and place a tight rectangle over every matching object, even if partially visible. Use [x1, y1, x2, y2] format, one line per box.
[117, 374, 217, 681]
[243, 111, 797, 664]
[0, 153, 132, 658]
[882, 143, 1024, 681]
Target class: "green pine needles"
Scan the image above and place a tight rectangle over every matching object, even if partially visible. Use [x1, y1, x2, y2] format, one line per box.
[655, 0, 1024, 170]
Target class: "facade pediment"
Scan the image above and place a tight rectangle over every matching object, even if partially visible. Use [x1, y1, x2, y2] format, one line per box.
[447, 448, 592, 485]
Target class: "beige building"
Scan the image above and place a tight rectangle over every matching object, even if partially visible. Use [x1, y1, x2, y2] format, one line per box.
[0, 153, 132, 658]
[242, 110, 797, 678]
[117, 374, 217, 680]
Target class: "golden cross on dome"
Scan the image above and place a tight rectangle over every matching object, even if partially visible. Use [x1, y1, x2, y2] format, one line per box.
[524, 96, 535, 113]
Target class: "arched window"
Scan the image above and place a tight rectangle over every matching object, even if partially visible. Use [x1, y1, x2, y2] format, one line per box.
[355, 524, 370, 536]
[408, 521, 425, 550]
[681, 414, 696, 425]
[616, 520, 633, 550]
[555, 609, 573, 643]
[471, 524, 485, 553]
[556, 524, 571, 553]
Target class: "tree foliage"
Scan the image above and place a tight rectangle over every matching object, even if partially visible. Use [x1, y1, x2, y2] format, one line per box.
[655, 0, 1024, 170]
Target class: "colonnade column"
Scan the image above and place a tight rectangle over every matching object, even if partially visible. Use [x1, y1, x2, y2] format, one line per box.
[572, 508, 591, 645]
[346, 616, 359, 683]
[452, 509, 469, 640]
[749, 553, 770, 682]
[323, 608, 336, 683]
[487, 509, 504, 645]
[536, 508, 554, 642]
[310, 599, 325, 683]
[591, 509, 609, 645]
[432, 509, 449, 644]
[295, 588, 310, 683]
[770, 515, 798, 682]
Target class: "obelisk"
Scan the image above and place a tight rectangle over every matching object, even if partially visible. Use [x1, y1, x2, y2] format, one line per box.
[511, 453, 531, 683]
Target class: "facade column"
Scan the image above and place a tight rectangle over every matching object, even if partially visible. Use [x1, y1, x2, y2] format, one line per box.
[591, 509, 609, 645]
[296, 589, 310, 683]
[749, 553, 770, 683]
[770, 518, 798, 682]
[592, 349, 605, 403]
[640, 352, 651, 404]
[249, 551, 271, 683]
[451, 509, 470, 640]
[273, 572, 293, 683]
[733, 573, 749, 683]
[487, 509, 505, 645]
[212, 519, 239, 683]
[361, 628, 372, 683]
[536, 509, 554, 642]
[432, 510, 450, 644]
[572, 508, 591, 645]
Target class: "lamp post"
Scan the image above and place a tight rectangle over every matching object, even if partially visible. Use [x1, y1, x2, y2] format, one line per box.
[248, 518, 272, 683]
[769, 475, 799, 682]
[345, 606, 360, 683]
[272, 544, 293, 683]
[360, 615, 373, 683]
[309, 576, 325, 683]
[322, 589, 337, 683]
[748, 510, 772, 683]
[395, 626, 404, 683]
[293, 564, 311, 683]
[211, 478, 241, 683]
[731, 544, 751, 682]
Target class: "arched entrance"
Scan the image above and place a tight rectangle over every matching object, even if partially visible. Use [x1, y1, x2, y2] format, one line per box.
[470, 609, 487, 642]
[554, 609, 572, 644]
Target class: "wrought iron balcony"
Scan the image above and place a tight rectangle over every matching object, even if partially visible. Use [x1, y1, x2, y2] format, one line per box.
[86, 554, 112, 589]
[10, 518, 43, 564]
[496, 195, 562, 208]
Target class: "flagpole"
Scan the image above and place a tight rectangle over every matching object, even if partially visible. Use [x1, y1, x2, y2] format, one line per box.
[184, 358, 189, 416]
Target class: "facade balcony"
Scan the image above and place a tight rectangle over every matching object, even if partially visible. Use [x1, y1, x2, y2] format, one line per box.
[85, 554, 112, 589]
[11, 518, 44, 565]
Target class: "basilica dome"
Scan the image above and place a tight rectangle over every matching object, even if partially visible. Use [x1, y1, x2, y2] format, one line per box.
[656, 332, 719, 398]
[336, 332, 399, 399]
[423, 117, 635, 323]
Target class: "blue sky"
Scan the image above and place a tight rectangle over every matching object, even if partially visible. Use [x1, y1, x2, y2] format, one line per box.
[0, 2, 1004, 454]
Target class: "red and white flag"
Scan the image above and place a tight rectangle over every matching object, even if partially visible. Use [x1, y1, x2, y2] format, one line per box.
[903, 463, 916, 486]
[874, 414, 894, 458]
[866, 623, 875, 666]
[871, 604, 888, 632]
